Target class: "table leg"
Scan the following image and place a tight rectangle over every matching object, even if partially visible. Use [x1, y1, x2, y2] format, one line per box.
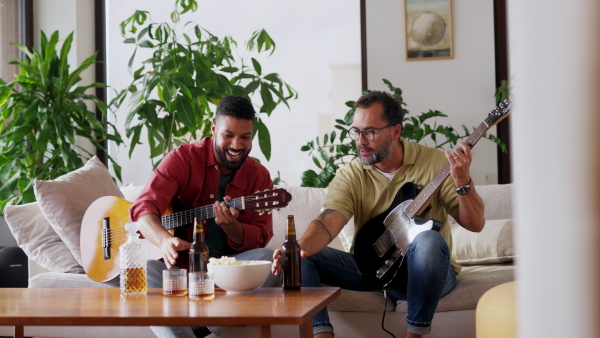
[259, 325, 271, 338]
[299, 320, 314, 338]
[14, 325, 24, 338]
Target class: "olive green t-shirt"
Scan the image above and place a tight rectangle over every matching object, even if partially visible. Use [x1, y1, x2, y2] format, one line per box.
[324, 138, 462, 274]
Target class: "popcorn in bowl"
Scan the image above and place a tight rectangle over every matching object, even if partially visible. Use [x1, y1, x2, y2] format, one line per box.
[209, 256, 250, 266]
[207, 256, 272, 293]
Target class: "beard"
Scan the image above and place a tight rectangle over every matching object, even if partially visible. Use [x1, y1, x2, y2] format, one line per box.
[215, 146, 250, 173]
[358, 136, 393, 166]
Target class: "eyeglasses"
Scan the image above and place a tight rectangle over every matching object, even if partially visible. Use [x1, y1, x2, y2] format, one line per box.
[348, 124, 395, 141]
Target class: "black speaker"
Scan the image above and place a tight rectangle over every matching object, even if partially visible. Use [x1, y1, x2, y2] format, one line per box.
[0, 247, 29, 288]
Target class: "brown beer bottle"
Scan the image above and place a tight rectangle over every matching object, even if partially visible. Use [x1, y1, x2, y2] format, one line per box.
[189, 217, 209, 272]
[282, 215, 301, 290]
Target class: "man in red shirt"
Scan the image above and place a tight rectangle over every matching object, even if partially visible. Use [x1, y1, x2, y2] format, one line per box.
[130, 95, 276, 337]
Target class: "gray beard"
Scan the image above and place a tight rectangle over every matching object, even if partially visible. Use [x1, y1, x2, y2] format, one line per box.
[358, 139, 393, 166]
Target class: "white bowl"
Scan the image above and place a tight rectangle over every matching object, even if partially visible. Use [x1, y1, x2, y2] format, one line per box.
[207, 260, 272, 294]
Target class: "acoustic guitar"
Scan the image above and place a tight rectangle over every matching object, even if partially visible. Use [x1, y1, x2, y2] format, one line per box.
[80, 188, 292, 282]
[353, 100, 512, 290]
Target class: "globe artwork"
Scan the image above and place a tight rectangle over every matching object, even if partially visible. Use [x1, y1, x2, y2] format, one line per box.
[411, 12, 446, 46]
[405, 0, 453, 60]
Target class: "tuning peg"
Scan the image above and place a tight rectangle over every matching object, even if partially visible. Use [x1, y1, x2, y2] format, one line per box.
[259, 211, 264, 216]
[268, 211, 272, 215]
[255, 190, 260, 193]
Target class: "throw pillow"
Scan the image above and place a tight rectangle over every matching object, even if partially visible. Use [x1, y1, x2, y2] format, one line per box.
[34, 156, 124, 266]
[451, 219, 514, 265]
[4, 202, 83, 273]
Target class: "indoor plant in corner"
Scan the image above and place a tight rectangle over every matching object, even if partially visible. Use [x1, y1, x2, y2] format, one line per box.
[115, 0, 297, 168]
[0, 31, 123, 214]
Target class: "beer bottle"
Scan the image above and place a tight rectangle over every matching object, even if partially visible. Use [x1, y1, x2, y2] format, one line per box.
[281, 215, 301, 290]
[189, 217, 209, 272]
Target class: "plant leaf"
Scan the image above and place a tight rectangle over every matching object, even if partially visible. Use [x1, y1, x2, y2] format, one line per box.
[257, 119, 271, 161]
[251, 58, 262, 76]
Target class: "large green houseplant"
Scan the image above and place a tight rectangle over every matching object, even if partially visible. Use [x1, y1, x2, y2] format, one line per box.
[115, 0, 297, 167]
[0, 31, 123, 214]
[301, 79, 506, 187]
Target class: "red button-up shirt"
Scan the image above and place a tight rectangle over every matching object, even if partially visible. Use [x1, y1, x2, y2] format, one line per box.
[130, 137, 274, 267]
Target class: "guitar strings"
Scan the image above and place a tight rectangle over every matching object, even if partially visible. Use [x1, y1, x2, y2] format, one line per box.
[404, 124, 484, 220]
[100, 194, 283, 245]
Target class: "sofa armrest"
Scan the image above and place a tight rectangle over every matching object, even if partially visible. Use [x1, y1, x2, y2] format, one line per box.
[28, 257, 50, 278]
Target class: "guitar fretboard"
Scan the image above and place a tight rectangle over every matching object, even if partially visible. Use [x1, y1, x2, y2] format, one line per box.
[404, 121, 488, 219]
[161, 197, 246, 230]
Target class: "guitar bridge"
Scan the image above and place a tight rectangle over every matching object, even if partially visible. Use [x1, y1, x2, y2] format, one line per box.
[376, 247, 405, 279]
[102, 217, 111, 260]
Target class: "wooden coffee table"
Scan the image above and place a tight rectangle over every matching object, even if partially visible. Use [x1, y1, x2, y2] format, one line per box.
[0, 287, 340, 338]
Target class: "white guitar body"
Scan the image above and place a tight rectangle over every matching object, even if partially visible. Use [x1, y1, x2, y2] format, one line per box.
[372, 199, 436, 279]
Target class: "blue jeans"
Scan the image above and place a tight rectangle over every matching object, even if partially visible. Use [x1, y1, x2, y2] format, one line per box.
[148, 248, 277, 338]
[303, 231, 456, 336]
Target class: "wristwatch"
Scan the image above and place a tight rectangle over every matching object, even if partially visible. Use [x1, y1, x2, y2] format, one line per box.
[456, 178, 472, 195]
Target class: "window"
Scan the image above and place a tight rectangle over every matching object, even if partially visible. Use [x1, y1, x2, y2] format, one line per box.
[0, 0, 30, 82]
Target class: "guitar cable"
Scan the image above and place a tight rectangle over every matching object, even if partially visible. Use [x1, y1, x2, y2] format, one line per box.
[381, 290, 397, 338]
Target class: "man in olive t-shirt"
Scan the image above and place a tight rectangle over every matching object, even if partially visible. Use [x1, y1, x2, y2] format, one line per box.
[272, 91, 485, 338]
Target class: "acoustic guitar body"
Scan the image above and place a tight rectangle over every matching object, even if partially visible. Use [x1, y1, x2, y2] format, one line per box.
[80, 196, 170, 282]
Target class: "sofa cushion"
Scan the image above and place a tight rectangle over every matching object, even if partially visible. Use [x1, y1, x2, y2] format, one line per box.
[452, 219, 514, 265]
[34, 156, 124, 266]
[395, 264, 515, 313]
[4, 202, 83, 273]
[477, 184, 513, 220]
[328, 289, 395, 312]
[119, 183, 145, 202]
[270, 186, 346, 252]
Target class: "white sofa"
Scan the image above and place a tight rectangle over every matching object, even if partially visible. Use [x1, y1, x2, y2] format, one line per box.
[0, 158, 515, 338]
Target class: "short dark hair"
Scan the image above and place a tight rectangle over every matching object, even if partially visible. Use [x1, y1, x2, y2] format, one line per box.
[354, 91, 404, 126]
[215, 95, 256, 121]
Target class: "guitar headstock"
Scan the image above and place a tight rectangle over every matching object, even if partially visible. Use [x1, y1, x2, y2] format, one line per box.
[484, 99, 512, 127]
[246, 188, 292, 215]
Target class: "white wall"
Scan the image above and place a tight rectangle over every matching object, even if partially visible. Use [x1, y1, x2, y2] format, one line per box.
[509, 1, 600, 337]
[366, 0, 498, 184]
[106, 0, 361, 187]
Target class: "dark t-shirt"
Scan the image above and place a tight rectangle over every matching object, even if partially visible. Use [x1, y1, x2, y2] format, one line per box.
[206, 174, 236, 258]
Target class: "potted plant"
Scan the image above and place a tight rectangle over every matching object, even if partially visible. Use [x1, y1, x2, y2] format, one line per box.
[115, 0, 298, 167]
[0, 31, 123, 214]
[300, 79, 506, 187]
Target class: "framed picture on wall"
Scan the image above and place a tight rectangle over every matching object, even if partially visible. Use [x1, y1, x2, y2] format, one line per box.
[405, 0, 453, 60]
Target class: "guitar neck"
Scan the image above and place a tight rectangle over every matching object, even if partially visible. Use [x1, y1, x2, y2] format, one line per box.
[161, 197, 244, 230]
[405, 120, 489, 219]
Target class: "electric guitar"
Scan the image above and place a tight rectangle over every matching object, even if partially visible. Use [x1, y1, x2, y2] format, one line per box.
[353, 99, 512, 290]
[80, 188, 292, 282]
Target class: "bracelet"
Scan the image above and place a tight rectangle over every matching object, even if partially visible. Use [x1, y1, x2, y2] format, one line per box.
[314, 220, 332, 244]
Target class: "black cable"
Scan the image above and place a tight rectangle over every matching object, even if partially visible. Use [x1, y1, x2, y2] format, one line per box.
[381, 290, 397, 338]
